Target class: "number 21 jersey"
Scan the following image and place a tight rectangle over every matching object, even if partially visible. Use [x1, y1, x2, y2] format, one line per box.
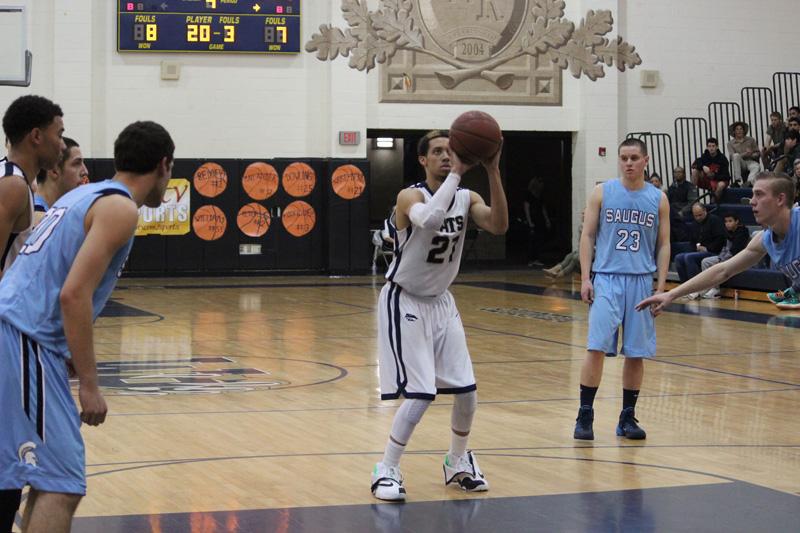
[386, 183, 471, 297]
[593, 178, 661, 275]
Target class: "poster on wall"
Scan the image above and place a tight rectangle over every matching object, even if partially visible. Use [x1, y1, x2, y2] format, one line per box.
[135, 178, 191, 236]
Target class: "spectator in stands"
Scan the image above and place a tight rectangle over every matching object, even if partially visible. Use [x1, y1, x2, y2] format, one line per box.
[793, 159, 800, 206]
[773, 130, 800, 174]
[789, 106, 800, 120]
[762, 111, 787, 167]
[788, 116, 800, 133]
[673, 202, 726, 283]
[648, 173, 663, 190]
[691, 138, 730, 203]
[687, 212, 751, 299]
[727, 121, 760, 186]
[667, 166, 696, 214]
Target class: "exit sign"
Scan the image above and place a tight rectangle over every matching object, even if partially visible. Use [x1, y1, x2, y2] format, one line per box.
[339, 131, 361, 146]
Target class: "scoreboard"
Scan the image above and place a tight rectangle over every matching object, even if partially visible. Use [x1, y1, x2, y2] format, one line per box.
[117, 0, 300, 54]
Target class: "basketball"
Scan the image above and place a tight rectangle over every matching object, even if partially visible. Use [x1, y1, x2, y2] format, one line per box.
[448, 111, 502, 164]
[192, 205, 227, 241]
[331, 164, 366, 200]
[282, 200, 316, 237]
[237, 203, 271, 238]
[193, 162, 228, 198]
[242, 162, 279, 201]
[283, 162, 316, 198]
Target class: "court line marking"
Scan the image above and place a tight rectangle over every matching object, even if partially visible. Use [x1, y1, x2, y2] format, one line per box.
[104, 386, 799, 418]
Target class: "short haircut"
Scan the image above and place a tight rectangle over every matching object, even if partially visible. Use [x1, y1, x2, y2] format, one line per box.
[789, 117, 800, 125]
[723, 212, 740, 221]
[785, 130, 800, 142]
[754, 171, 796, 204]
[691, 202, 707, 212]
[790, 106, 800, 114]
[771, 111, 783, 120]
[707, 137, 718, 145]
[618, 138, 647, 155]
[113, 121, 174, 174]
[417, 130, 448, 157]
[2, 95, 63, 145]
[37, 137, 80, 185]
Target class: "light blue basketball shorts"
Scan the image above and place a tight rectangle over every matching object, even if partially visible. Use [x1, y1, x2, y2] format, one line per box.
[0, 320, 86, 495]
[587, 273, 656, 358]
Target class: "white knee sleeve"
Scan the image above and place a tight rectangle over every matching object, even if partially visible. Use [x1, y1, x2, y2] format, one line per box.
[390, 398, 431, 444]
[451, 391, 477, 433]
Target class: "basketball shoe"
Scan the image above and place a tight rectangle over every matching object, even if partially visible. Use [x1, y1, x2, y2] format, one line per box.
[443, 450, 489, 492]
[775, 288, 800, 309]
[371, 462, 406, 501]
[616, 407, 646, 439]
[574, 405, 594, 440]
[767, 287, 795, 305]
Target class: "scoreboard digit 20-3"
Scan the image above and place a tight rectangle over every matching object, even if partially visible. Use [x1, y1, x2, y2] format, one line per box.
[117, 0, 300, 54]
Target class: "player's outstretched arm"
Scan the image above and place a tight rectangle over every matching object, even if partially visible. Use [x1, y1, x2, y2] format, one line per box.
[470, 143, 508, 235]
[636, 232, 768, 315]
[60, 194, 138, 426]
[579, 184, 603, 304]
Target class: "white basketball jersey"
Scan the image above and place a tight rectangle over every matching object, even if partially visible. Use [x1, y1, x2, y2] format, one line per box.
[0, 158, 34, 273]
[386, 183, 471, 297]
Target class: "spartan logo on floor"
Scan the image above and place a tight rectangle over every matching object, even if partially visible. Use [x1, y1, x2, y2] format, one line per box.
[481, 307, 576, 322]
[93, 357, 288, 396]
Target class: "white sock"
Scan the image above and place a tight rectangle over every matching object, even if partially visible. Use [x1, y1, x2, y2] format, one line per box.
[448, 431, 469, 459]
[382, 438, 405, 467]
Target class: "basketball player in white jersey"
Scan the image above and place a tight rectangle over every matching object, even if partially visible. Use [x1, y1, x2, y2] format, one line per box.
[0, 95, 64, 532]
[0, 95, 65, 274]
[371, 130, 508, 501]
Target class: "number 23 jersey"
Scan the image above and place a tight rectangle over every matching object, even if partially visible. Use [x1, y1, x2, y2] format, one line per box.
[593, 178, 661, 275]
[386, 183, 471, 297]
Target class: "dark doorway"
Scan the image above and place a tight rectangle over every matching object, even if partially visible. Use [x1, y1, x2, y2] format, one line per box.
[366, 129, 572, 266]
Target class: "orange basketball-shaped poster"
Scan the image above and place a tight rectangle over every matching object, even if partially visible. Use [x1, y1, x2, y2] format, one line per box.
[192, 205, 227, 241]
[331, 164, 366, 200]
[237, 203, 271, 237]
[194, 162, 228, 198]
[282, 162, 316, 198]
[282, 200, 316, 237]
[242, 162, 279, 201]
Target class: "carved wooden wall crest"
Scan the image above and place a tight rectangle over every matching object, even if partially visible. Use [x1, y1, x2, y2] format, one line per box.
[305, 0, 642, 105]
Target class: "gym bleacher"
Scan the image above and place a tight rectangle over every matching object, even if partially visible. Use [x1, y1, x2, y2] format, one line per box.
[628, 72, 799, 297]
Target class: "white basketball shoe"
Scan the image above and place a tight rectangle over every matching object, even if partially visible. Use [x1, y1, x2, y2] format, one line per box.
[371, 462, 406, 501]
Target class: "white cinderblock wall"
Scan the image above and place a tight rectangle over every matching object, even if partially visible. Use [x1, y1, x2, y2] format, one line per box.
[1, 0, 798, 245]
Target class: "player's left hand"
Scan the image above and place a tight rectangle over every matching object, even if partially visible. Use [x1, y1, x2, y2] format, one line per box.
[79, 384, 108, 426]
[482, 139, 503, 171]
[636, 291, 672, 316]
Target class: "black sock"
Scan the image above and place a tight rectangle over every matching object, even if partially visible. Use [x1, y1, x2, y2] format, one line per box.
[580, 384, 598, 408]
[0, 489, 22, 532]
[623, 389, 640, 411]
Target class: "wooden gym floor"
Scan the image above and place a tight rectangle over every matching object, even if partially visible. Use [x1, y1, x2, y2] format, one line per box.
[14, 270, 800, 532]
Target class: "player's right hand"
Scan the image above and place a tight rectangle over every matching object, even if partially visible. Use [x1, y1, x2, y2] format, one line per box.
[635, 292, 672, 316]
[79, 384, 108, 426]
[449, 149, 474, 177]
[580, 280, 594, 304]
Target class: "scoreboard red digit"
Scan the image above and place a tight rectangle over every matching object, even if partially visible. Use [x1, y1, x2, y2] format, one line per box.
[117, 0, 301, 54]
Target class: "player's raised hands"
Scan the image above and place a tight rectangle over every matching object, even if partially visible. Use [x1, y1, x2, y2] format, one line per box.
[482, 139, 503, 172]
[449, 148, 476, 177]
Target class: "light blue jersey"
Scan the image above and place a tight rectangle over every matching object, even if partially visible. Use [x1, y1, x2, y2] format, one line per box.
[593, 179, 662, 275]
[0, 180, 134, 358]
[762, 206, 800, 288]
